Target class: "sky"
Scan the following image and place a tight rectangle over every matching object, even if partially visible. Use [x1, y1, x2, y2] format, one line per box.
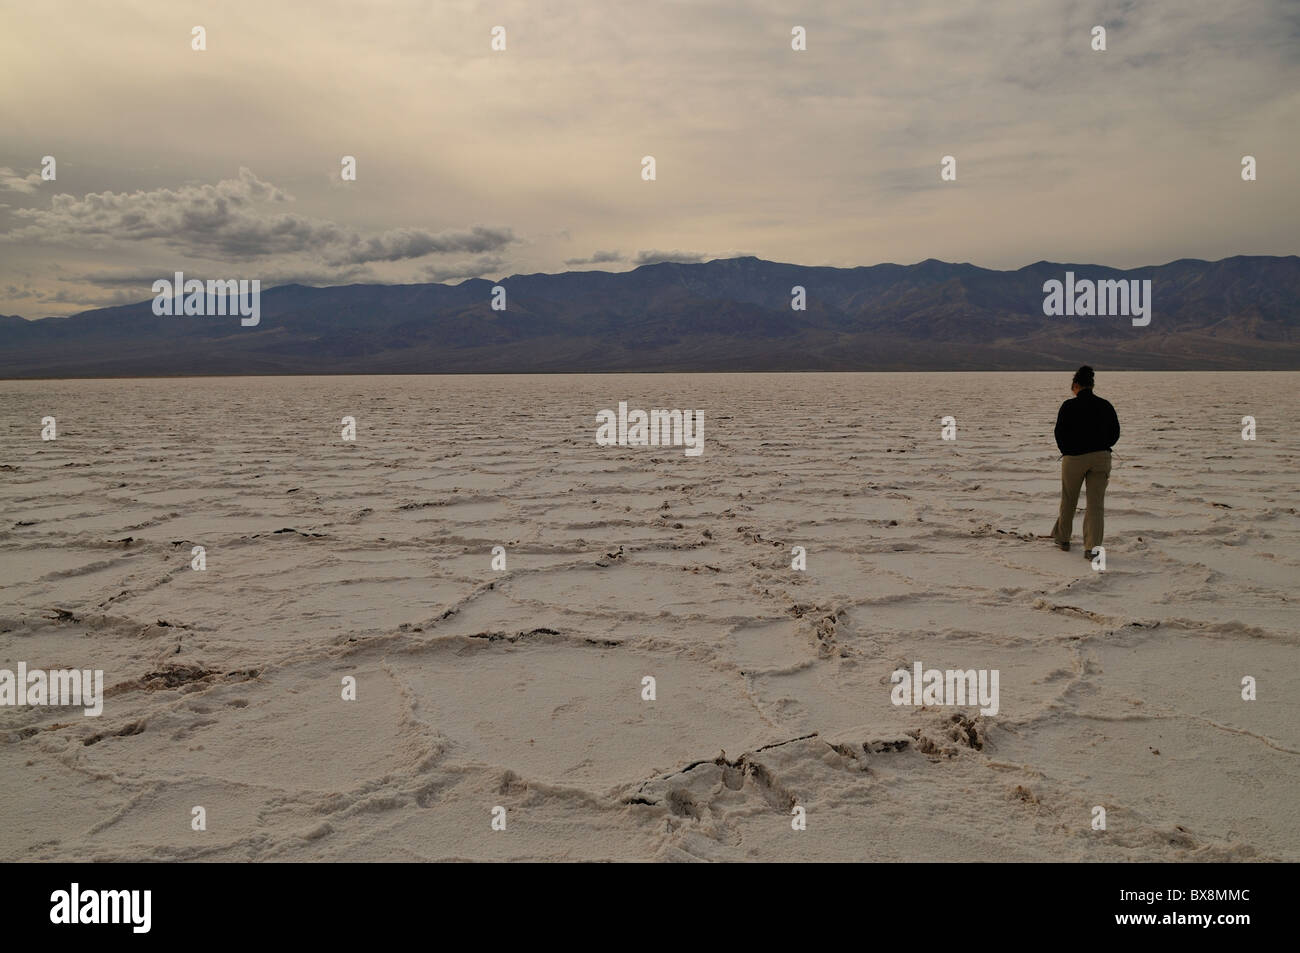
[1, 0, 1297, 317]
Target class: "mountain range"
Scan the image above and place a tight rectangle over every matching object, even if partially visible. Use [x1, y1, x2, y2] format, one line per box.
[2, 255, 1297, 376]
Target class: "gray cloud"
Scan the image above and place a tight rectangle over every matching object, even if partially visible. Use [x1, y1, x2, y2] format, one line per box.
[0, 167, 41, 194]
[564, 249, 624, 266]
[58, 271, 181, 288]
[421, 255, 508, 283]
[61, 263, 376, 292]
[634, 250, 710, 265]
[341, 226, 516, 266]
[29, 287, 141, 309]
[256, 264, 376, 286]
[5, 168, 518, 267]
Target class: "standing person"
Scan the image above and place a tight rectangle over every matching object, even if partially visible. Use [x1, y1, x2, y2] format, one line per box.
[1051, 365, 1120, 558]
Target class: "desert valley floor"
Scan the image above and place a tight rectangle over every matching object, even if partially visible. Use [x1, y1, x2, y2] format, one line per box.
[1, 372, 1297, 861]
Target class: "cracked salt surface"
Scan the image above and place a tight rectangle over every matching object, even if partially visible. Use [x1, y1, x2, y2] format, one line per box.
[1, 372, 1297, 860]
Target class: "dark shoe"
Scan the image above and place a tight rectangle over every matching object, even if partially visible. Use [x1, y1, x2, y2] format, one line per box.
[1083, 549, 1098, 559]
[1056, 539, 1070, 551]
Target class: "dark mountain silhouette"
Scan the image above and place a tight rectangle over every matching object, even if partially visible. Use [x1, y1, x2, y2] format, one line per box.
[2, 255, 1297, 376]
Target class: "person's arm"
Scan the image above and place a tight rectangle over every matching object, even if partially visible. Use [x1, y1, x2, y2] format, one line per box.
[1107, 401, 1120, 447]
[1054, 402, 1068, 455]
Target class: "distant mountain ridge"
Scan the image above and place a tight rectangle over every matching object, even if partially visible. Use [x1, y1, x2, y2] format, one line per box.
[2, 255, 1298, 376]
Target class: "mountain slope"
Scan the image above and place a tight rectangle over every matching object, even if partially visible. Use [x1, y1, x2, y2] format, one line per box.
[1, 255, 1297, 376]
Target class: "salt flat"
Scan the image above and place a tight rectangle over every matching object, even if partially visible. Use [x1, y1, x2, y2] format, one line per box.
[0, 372, 1296, 861]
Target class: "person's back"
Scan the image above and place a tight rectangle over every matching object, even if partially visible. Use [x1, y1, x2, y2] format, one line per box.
[1050, 366, 1120, 557]
[1055, 386, 1120, 457]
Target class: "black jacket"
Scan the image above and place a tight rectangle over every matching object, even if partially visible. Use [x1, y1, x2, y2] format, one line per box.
[1055, 389, 1120, 456]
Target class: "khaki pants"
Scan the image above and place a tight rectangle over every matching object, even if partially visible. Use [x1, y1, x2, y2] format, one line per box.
[1051, 450, 1111, 551]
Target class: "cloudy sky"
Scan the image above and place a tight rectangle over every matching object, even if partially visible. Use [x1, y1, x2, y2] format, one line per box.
[1, 0, 1297, 316]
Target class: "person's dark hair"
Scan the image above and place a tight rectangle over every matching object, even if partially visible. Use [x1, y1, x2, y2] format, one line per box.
[1072, 365, 1095, 389]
